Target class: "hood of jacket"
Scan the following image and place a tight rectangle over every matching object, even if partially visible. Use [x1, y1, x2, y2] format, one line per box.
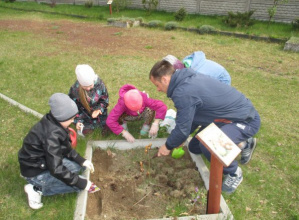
[119, 84, 137, 98]
[183, 51, 206, 71]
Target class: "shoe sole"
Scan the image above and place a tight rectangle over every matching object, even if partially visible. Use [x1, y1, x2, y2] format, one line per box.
[24, 185, 43, 210]
[241, 138, 257, 165]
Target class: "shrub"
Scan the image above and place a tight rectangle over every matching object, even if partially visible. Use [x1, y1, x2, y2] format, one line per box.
[112, 0, 131, 13]
[267, 0, 288, 25]
[107, 18, 118, 22]
[107, 17, 135, 22]
[148, 20, 163, 28]
[98, 13, 105, 20]
[136, 17, 144, 23]
[165, 21, 178, 30]
[121, 17, 132, 22]
[292, 17, 299, 30]
[49, 0, 56, 7]
[84, 0, 93, 8]
[142, 0, 158, 15]
[223, 10, 255, 27]
[107, 17, 138, 27]
[4, 0, 16, 3]
[174, 7, 187, 22]
[198, 25, 216, 34]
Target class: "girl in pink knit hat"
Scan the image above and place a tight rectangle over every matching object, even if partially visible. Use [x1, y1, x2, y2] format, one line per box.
[106, 84, 167, 143]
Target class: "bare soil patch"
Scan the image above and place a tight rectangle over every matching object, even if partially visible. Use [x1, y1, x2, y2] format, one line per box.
[0, 19, 175, 57]
[87, 146, 207, 220]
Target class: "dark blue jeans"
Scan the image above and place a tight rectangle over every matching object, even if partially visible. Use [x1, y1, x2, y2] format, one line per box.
[189, 111, 261, 175]
[24, 158, 85, 196]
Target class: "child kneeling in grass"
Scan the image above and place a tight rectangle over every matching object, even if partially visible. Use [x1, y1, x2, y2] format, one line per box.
[106, 84, 167, 143]
[18, 93, 100, 210]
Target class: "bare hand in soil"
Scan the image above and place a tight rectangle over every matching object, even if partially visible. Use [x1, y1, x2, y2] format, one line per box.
[158, 144, 171, 156]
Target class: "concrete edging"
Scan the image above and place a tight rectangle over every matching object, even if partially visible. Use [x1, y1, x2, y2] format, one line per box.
[0, 92, 43, 119]
[74, 138, 233, 220]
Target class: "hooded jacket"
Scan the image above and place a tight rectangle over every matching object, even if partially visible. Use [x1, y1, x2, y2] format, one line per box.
[165, 68, 256, 150]
[18, 112, 87, 190]
[106, 84, 167, 135]
[183, 51, 231, 85]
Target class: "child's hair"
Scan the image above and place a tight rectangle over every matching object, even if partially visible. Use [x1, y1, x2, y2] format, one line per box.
[79, 86, 91, 114]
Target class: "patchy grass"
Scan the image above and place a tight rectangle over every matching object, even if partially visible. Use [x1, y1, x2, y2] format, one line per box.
[0, 9, 298, 220]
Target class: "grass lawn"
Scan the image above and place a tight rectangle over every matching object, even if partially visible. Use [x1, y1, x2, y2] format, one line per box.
[0, 5, 299, 220]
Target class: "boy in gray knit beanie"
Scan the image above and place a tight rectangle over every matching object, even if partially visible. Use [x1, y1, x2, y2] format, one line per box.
[18, 93, 100, 210]
[49, 93, 78, 122]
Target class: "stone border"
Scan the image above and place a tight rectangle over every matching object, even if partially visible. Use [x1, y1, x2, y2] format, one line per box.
[107, 20, 140, 28]
[74, 138, 233, 220]
[0, 92, 43, 119]
[283, 37, 299, 52]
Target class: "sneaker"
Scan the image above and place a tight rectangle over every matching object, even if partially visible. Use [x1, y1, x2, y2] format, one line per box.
[24, 184, 43, 209]
[140, 124, 150, 136]
[241, 137, 257, 165]
[222, 167, 243, 194]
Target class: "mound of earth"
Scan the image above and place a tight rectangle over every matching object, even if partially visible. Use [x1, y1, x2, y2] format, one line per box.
[86, 146, 207, 220]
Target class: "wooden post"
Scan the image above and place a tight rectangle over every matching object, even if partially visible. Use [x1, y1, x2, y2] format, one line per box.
[107, 0, 113, 15]
[207, 154, 223, 214]
[196, 123, 241, 215]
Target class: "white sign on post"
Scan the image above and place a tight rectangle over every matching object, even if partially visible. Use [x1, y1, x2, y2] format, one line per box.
[107, 0, 113, 4]
[196, 123, 241, 167]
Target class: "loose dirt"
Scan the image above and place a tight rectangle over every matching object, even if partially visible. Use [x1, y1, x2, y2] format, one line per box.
[86, 146, 207, 220]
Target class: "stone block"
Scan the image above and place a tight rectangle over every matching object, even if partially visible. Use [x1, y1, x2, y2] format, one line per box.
[284, 37, 299, 52]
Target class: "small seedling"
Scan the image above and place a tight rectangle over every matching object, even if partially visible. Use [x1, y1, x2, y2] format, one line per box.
[188, 187, 207, 213]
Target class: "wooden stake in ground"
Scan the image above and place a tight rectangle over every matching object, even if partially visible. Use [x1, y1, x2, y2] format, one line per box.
[196, 123, 241, 214]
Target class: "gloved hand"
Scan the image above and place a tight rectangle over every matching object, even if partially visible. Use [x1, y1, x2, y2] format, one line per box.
[83, 160, 94, 173]
[85, 180, 100, 193]
[122, 130, 135, 143]
[149, 122, 159, 139]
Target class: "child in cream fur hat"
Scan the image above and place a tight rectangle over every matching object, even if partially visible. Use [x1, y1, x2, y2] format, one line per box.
[69, 64, 110, 136]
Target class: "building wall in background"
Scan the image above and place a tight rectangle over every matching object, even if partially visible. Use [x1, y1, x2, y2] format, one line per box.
[28, 0, 299, 23]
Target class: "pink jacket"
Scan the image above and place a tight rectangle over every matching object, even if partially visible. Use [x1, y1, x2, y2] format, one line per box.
[106, 84, 167, 135]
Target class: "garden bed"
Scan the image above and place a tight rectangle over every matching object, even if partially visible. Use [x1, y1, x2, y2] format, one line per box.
[74, 139, 233, 220]
[86, 145, 206, 219]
